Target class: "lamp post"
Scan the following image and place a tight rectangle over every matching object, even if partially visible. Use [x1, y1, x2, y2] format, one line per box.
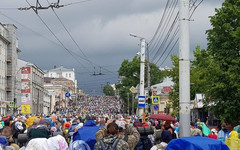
[130, 34, 146, 118]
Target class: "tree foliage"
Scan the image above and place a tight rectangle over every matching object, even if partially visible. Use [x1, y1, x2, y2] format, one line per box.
[168, 0, 240, 122]
[103, 85, 115, 96]
[117, 56, 165, 113]
[205, 0, 240, 122]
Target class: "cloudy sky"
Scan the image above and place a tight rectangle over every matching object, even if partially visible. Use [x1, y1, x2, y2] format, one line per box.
[0, 0, 225, 95]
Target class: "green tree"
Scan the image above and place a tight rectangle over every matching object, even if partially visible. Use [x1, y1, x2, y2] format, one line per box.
[117, 56, 165, 113]
[205, 0, 240, 122]
[103, 85, 115, 96]
[167, 46, 214, 116]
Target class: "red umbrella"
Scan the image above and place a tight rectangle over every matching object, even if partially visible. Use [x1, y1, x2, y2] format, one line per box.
[150, 114, 175, 121]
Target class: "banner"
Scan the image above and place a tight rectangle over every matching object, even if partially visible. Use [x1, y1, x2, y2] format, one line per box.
[21, 93, 31, 105]
[21, 104, 31, 114]
[21, 82, 30, 93]
[21, 67, 31, 82]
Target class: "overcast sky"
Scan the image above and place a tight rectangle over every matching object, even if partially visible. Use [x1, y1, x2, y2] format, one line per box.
[0, 0, 225, 95]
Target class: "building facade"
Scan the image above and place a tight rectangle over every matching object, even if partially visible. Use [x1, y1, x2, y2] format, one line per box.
[0, 23, 19, 114]
[17, 59, 44, 115]
[44, 66, 77, 92]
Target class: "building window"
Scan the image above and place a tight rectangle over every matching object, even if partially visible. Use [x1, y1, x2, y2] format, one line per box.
[69, 73, 71, 78]
[66, 73, 68, 77]
[50, 73, 52, 77]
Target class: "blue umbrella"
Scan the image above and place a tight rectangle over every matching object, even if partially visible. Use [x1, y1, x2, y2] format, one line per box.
[166, 136, 229, 150]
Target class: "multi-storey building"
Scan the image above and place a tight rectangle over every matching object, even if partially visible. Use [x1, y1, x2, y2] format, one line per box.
[44, 66, 77, 92]
[0, 23, 20, 114]
[17, 59, 44, 114]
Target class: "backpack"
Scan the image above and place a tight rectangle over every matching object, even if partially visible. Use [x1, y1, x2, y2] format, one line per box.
[100, 138, 120, 150]
[135, 136, 153, 150]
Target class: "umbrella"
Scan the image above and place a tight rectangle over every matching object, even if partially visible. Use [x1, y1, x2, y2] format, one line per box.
[149, 114, 175, 121]
[166, 136, 229, 150]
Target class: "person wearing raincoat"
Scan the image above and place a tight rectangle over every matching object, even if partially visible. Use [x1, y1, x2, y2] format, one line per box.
[225, 130, 240, 150]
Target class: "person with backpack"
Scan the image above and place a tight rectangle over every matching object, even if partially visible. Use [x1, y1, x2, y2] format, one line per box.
[134, 123, 153, 150]
[218, 123, 230, 143]
[96, 120, 140, 150]
[94, 122, 129, 150]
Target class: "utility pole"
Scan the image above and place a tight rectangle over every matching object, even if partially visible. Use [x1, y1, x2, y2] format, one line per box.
[179, 0, 190, 137]
[129, 34, 146, 117]
[139, 38, 146, 117]
[132, 93, 134, 115]
[147, 43, 151, 113]
[127, 93, 129, 115]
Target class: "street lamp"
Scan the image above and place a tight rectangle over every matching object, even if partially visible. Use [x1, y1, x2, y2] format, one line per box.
[130, 33, 146, 117]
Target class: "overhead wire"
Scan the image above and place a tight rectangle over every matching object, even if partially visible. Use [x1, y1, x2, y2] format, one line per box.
[149, 0, 178, 60]
[151, 11, 179, 63]
[24, 0, 118, 77]
[149, 0, 176, 51]
[25, 0, 89, 71]
[148, 0, 170, 45]
[46, 0, 118, 76]
[46, 0, 93, 68]
[154, 0, 204, 67]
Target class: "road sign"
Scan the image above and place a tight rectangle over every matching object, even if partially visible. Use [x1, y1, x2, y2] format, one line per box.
[8, 101, 14, 107]
[154, 105, 159, 110]
[138, 96, 145, 107]
[152, 96, 160, 104]
[129, 86, 135, 93]
[65, 92, 71, 98]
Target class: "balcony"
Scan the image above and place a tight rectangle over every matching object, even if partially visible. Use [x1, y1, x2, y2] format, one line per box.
[7, 56, 12, 63]
[7, 71, 12, 77]
[6, 86, 12, 91]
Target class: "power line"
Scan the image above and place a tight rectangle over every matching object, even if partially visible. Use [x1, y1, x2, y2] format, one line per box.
[159, 38, 179, 67]
[149, 0, 178, 58]
[46, 0, 90, 64]
[189, 0, 203, 19]
[149, 0, 177, 51]
[151, 11, 179, 62]
[148, 0, 170, 45]
[25, 0, 88, 70]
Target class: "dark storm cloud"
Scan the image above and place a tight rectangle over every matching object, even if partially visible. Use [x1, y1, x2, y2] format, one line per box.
[1, 0, 225, 94]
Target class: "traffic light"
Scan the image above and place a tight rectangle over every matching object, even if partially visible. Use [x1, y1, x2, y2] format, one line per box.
[147, 98, 151, 106]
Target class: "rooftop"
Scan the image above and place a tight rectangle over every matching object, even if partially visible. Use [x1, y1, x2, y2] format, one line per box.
[49, 66, 73, 72]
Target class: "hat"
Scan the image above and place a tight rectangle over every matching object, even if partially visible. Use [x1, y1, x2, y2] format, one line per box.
[211, 128, 217, 134]
[115, 120, 125, 129]
[65, 122, 71, 128]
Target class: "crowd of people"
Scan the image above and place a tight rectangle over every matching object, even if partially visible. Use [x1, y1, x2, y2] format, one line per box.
[0, 96, 239, 150]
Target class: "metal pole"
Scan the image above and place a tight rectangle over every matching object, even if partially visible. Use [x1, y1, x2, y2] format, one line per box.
[139, 38, 146, 117]
[179, 0, 190, 137]
[147, 43, 151, 114]
[132, 93, 134, 115]
[127, 93, 129, 115]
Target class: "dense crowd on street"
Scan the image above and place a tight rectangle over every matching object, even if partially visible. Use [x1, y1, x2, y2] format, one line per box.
[0, 96, 239, 150]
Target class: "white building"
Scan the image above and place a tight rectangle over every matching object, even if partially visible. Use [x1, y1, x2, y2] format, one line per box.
[44, 66, 77, 89]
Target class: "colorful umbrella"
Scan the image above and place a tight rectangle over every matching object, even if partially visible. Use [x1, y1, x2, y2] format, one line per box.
[149, 114, 175, 121]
